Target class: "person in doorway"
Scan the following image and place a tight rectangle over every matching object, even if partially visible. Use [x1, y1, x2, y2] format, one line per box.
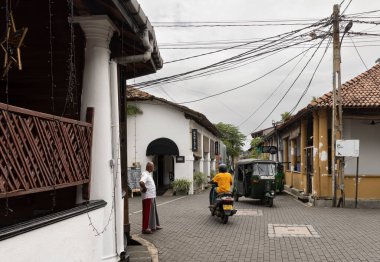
[139, 161, 162, 234]
[210, 164, 233, 205]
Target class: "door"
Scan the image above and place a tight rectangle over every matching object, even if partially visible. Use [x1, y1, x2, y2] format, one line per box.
[244, 164, 253, 196]
[157, 155, 164, 187]
[306, 147, 313, 194]
[236, 165, 245, 195]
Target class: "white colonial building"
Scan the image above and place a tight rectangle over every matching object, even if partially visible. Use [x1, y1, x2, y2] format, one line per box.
[127, 87, 223, 194]
[0, 1, 162, 261]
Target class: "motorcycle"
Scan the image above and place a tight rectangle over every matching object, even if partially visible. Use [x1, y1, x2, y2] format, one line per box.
[209, 182, 237, 224]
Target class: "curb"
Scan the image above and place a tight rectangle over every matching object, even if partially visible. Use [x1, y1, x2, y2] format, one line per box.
[132, 234, 159, 262]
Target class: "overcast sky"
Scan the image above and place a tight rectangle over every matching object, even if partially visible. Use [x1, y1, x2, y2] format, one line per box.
[136, 0, 380, 147]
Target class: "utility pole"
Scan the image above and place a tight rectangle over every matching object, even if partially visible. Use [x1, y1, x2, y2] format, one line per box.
[272, 120, 279, 163]
[332, 4, 339, 207]
[332, 4, 344, 207]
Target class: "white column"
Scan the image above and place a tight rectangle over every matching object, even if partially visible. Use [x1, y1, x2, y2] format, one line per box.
[75, 16, 118, 261]
[110, 61, 124, 256]
[199, 132, 204, 176]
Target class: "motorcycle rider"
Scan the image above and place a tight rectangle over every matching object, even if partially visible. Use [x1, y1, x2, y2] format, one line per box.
[210, 164, 233, 206]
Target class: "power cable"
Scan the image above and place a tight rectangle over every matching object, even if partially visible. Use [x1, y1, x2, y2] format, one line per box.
[289, 36, 333, 115]
[177, 40, 323, 105]
[237, 46, 310, 128]
[134, 19, 330, 87]
[349, 36, 368, 70]
[163, 33, 303, 64]
[248, 34, 328, 135]
[349, 36, 380, 87]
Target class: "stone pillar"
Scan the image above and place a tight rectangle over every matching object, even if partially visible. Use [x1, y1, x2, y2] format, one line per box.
[318, 109, 329, 197]
[313, 111, 320, 197]
[74, 15, 118, 260]
[300, 119, 307, 192]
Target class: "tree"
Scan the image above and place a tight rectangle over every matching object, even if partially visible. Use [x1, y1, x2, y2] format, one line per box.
[250, 136, 263, 159]
[281, 111, 292, 122]
[215, 122, 245, 168]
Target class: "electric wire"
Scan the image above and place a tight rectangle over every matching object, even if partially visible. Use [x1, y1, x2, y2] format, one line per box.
[248, 34, 329, 135]
[289, 36, 333, 115]
[177, 40, 323, 105]
[237, 46, 311, 128]
[135, 20, 331, 88]
[349, 36, 380, 87]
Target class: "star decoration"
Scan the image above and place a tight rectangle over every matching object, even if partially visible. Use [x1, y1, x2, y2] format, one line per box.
[1, 12, 28, 78]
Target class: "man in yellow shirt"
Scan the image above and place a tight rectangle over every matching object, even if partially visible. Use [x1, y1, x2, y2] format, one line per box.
[210, 164, 233, 206]
[213, 164, 233, 193]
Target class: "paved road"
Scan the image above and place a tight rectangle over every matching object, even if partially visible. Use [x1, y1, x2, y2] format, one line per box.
[128, 190, 380, 262]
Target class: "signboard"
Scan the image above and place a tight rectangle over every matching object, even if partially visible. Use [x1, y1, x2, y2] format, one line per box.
[176, 156, 185, 163]
[215, 141, 219, 155]
[336, 140, 360, 157]
[261, 146, 277, 155]
[127, 167, 141, 189]
[191, 129, 198, 151]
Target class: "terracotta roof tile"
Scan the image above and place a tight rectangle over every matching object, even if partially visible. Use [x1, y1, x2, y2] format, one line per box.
[308, 63, 380, 108]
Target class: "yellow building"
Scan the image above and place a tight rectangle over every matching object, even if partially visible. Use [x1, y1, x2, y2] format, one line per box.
[253, 63, 380, 208]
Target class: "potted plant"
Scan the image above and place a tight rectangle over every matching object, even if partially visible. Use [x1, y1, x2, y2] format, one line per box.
[193, 172, 206, 192]
[205, 170, 216, 189]
[171, 178, 191, 195]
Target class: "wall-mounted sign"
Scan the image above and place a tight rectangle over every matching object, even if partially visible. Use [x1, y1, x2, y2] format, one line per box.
[336, 140, 359, 157]
[215, 141, 219, 155]
[261, 146, 277, 155]
[191, 129, 198, 151]
[176, 156, 185, 163]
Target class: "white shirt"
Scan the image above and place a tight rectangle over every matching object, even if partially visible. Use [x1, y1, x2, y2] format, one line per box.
[140, 170, 156, 199]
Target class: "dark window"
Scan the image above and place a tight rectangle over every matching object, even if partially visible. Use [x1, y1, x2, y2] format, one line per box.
[328, 129, 332, 174]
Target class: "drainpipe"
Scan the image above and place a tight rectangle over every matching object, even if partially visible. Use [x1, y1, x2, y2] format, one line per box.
[115, 29, 153, 65]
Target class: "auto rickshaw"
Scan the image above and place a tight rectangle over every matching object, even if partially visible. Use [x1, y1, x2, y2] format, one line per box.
[233, 159, 276, 207]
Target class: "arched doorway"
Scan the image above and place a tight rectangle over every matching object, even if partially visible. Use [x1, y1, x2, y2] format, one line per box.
[146, 138, 179, 194]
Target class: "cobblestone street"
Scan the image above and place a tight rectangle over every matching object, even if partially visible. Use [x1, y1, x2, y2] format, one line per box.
[129, 190, 380, 262]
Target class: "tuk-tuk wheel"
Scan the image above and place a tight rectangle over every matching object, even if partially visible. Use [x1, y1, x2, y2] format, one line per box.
[233, 192, 239, 202]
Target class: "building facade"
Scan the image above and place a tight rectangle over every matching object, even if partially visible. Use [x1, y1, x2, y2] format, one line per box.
[0, 1, 162, 261]
[252, 64, 380, 208]
[127, 87, 222, 194]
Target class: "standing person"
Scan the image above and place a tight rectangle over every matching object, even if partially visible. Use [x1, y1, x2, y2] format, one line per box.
[139, 162, 162, 234]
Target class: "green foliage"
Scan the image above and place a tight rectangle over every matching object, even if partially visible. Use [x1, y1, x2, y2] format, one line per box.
[193, 172, 206, 187]
[171, 178, 191, 193]
[281, 112, 292, 122]
[250, 136, 264, 159]
[215, 122, 245, 158]
[126, 104, 143, 116]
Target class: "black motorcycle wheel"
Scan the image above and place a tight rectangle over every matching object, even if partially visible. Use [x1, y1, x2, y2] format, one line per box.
[222, 215, 229, 224]
[265, 197, 273, 207]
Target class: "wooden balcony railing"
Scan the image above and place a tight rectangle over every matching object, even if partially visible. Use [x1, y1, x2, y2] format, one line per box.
[0, 103, 93, 198]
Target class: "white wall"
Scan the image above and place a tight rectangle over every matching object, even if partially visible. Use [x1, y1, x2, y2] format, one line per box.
[127, 101, 193, 190]
[343, 118, 380, 175]
[127, 101, 220, 194]
[0, 208, 105, 262]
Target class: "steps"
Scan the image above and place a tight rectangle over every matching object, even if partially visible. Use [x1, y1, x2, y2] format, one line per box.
[127, 245, 152, 262]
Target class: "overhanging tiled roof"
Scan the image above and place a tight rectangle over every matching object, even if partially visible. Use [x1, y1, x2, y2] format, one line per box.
[126, 87, 220, 137]
[309, 63, 380, 108]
